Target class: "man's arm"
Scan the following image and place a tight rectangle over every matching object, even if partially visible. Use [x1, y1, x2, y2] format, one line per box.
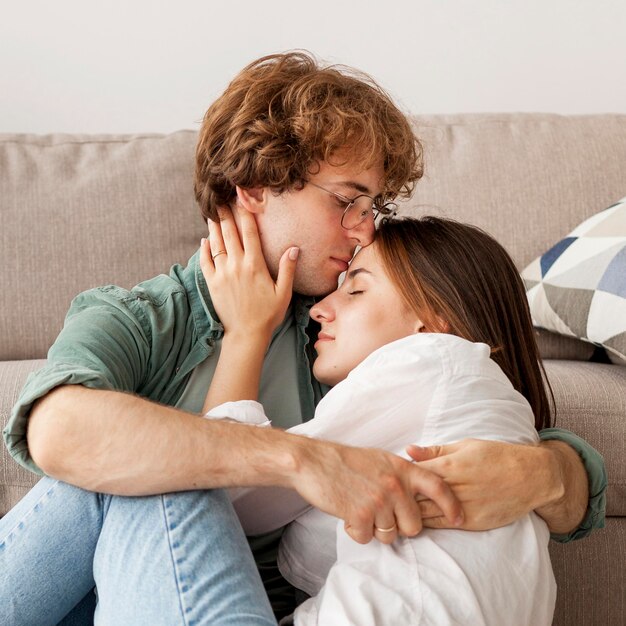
[534, 439, 587, 534]
[406, 436, 604, 537]
[28, 384, 289, 495]
[27, 383, 462, 543]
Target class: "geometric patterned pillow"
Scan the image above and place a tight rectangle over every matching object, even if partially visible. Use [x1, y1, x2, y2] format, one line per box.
[521, 197, 626, 363]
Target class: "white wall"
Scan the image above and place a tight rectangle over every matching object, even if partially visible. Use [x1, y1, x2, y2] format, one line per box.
[2, 0, 625, 134]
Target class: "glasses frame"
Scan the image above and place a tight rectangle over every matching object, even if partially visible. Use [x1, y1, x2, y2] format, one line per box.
[307, 181, 398, 229]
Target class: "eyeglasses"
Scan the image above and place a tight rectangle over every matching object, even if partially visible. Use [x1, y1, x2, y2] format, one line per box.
[307, 181, 398, 229]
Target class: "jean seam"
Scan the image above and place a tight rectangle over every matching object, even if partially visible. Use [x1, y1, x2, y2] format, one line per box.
[0, 479, 59, 545]
[162, 494, 191, 626]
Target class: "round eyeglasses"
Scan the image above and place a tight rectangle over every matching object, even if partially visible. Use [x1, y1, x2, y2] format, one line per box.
[308, 181, 398, 229]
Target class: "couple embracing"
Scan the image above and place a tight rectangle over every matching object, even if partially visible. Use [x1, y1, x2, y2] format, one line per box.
[2, 52, 604, 625]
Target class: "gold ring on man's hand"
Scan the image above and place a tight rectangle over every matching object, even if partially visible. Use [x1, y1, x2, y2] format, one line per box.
[374, 524, 397, 533]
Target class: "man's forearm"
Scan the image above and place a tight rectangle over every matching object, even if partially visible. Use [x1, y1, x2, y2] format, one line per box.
[25, 384, 463, 543]
[27, 385, 463, 542]
[535, 440, 589, 534]
[27, 385, 300, 495]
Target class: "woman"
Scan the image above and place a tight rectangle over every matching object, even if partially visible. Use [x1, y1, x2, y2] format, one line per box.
[199, 214, 556, 625]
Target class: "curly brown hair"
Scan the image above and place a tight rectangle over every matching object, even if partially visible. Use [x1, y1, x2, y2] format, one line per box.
[194, 51, 423, 221]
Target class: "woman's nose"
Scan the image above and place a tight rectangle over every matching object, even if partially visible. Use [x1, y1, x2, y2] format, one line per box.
[310, 297, 334, 322]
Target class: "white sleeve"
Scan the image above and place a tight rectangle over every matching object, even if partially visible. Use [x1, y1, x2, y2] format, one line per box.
[204, 400, 271, 427]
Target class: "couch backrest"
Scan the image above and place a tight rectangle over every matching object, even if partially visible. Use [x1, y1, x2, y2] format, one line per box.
[0, 131, 200, 360]
[1, 114, 625, 360]
[407, 114, 626, 269]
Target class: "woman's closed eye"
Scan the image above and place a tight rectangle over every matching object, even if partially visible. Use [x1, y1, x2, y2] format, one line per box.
[348, 290, 364, 296]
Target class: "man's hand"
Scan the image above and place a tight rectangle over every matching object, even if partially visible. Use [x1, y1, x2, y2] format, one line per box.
[406, 438, 588, 534]
[288, 437, 464, 545]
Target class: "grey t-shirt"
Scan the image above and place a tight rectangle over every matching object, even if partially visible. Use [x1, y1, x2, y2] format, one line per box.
[174, 305, 303, 429]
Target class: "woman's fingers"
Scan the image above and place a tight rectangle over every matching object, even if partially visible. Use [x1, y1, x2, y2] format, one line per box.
[417, 499, 443, 519]
[207, 217, 227, 260]
[199, 238, 215, 277]
[216, 208, 243, 258]
[201, 209, 297, 338]
[210, 206, 265, 265]
[235, 202, 264, 259]
[275, 246, 299, 300]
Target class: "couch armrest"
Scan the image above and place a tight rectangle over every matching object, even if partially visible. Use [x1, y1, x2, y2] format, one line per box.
[0, 359, 47, 516]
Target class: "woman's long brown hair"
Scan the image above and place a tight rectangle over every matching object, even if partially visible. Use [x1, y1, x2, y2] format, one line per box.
[376, 216, 554, 430]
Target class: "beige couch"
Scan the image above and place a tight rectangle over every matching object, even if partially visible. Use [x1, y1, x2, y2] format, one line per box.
[1, 114, 625, 624]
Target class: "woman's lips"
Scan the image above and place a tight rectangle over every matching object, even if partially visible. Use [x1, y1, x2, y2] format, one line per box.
[330, 257, 350, 272]
[314, 332, 334, 348]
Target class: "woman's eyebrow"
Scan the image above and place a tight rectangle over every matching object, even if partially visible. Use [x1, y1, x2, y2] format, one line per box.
[346, 267, 373, 281]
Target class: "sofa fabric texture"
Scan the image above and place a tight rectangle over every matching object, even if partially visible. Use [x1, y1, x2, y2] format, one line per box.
[1, 114, 624, 625]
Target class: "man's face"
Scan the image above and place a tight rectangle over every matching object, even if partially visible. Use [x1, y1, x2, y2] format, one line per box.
[252, 158, 384, 296]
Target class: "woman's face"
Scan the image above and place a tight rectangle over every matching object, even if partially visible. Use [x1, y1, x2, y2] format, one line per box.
[310, 243, 424, 386]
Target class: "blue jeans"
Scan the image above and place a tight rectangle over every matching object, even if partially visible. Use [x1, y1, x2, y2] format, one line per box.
[0, 476, 277, 625]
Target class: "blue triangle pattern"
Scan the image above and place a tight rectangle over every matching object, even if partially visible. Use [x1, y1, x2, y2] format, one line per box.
[540, 237, 577, 277]
[597, 246, 626, 297]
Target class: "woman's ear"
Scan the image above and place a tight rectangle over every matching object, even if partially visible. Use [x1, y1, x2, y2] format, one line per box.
[414, 320, 427, 334]
[414, 316, 451, 334]
[235, 186, 267, 214]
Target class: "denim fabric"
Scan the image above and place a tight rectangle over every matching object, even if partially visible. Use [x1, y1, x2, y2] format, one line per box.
[0, 477, 276, 625]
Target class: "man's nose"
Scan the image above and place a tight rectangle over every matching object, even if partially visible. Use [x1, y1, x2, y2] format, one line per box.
[348, 215, 376, 247]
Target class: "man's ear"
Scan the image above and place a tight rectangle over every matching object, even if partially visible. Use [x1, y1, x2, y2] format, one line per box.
[235, 186, 267, 214]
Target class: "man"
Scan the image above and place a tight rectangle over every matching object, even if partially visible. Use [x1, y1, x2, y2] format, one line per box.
[2, 52, 605, 625]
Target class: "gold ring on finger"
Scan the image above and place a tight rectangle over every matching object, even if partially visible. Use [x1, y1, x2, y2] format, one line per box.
[374, 524, 397, 533]
[212, 250, 227, 259]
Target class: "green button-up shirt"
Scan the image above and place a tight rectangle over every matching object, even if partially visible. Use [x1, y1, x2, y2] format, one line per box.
[3, 251, 606, 543]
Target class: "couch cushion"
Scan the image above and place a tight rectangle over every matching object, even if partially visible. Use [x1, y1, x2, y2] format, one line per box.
[523, 197, 626, 363]
[0, 132, 202, 360]
[550, 517, 625, 625]
[544, 360, 626, 516]
[535, 328, 595, 362]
